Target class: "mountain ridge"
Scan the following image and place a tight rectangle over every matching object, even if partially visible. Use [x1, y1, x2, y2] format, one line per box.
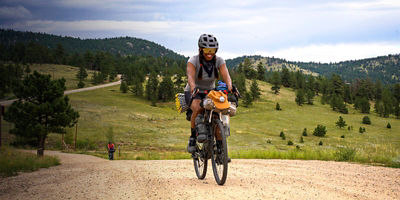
[0, 29, 187, 60]
[1, 29, 399, 84]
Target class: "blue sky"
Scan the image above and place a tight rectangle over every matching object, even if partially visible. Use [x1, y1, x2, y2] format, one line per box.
[0, 0, 399, 62]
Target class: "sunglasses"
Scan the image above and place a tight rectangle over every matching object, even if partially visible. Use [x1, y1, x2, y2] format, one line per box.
[202, 48, 217, 54]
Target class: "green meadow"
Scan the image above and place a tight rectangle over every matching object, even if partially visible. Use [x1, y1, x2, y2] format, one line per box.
[28, 64, 97, 90]
[40, 79, 400, 167]
[1, 65, 399, 167]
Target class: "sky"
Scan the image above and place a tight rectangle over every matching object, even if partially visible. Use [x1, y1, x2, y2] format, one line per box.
[0, 0, 400, 63]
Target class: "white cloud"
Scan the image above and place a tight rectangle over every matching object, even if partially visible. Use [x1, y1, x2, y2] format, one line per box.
[0, 6, 32, 19]
[255, 42, 400, 63]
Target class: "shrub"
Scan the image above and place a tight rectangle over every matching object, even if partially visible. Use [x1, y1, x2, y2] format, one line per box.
[313, 125, 327, 137]
[359, 127, 366, 133]
[362, 116, 371, 125]
[299, 136, 304, 143]
[266, 139, 272, 144]
[77, 80, 85, 88]
[296, 145, 301, 150]
[302, 128, 307, 136]
[387, 123, 391, 129]
[275, 102, 281, 110]
[341, 135, 345, 138]
[336, 116, 347, 128]
[287, 140, 294, 145]
[280, 131, 285, 140]
[120, 81, 128, 93]
[319, 141, 323, 146]
[334, 147, 356, 161]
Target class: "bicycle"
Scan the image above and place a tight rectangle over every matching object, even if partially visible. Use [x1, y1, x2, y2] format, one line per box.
[190, 87, 240, 185]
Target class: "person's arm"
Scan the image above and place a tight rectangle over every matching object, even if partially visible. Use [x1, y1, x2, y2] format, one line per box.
[219, 64, 232, 91]
[187, 62, 196, 93]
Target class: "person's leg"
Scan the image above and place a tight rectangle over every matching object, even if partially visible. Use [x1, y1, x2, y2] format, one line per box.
[187, 98, 204, 153]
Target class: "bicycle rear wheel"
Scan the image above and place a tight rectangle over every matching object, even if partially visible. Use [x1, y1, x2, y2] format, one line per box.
[211, 119, 228, 185]
[193, 142, 207, 179]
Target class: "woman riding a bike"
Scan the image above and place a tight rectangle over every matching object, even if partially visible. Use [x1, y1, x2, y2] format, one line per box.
[185, 33, 233, 153]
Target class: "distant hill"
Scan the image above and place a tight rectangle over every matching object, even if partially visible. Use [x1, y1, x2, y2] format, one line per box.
[0, 29, 187, 60]
[227, 54, 400, 84]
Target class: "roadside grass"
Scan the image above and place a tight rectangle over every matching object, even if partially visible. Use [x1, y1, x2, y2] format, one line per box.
[28, 64, 96, 90]
[4, 79, 399, 167]
[0, 146, 60, 177]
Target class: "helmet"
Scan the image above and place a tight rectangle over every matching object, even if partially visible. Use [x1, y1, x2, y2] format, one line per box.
[198, 34, 219, 49]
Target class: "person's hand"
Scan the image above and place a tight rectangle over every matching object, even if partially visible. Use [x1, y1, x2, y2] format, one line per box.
[191, 87, 199, 96]
[228, 85, 233, 92]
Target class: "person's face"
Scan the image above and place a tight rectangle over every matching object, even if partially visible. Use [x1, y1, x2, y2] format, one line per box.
[201, 48, 216, 61]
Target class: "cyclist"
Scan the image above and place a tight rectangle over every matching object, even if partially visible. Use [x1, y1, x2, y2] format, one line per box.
[107, 141, 115, 160]
[185, 34, 233, 153]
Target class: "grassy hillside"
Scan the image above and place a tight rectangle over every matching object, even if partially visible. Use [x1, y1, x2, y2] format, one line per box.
[39, 80, 399, 166]
[3, 79, 398, 166]
[28, 64, 98, 90]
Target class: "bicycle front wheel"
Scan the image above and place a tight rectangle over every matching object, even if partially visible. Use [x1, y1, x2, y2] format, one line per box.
[193, 142, 207, 179]
[211, 119, 228, 185]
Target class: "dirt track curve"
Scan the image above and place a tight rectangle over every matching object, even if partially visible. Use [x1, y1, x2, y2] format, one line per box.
[1, 151, 399, 200]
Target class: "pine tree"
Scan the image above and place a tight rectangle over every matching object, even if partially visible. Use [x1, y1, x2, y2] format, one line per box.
[130, 79, 144, 97]
[394, 99, 400, 119]
[54, 43, 65, 64]
[355, 97, 370, 113]
[281, 67, 291, 87]
[302, 128, 307, 136]
[76, 66, 88, 81]
[336, 116, 347, 128]
[295, 89, 305, 106]
[158, 75, 175, 102]
[375, 80, 383, 101]
[234, 73, 246, 96]
[295, 71, 305, 89]
[306, 89, 314, 105]
[242, 91, 253, 107]
[4, 71, 79, 156]
[381, 87, 393, 118]
[146, 72, 159, 105]
[77, 80, 85, 88]
[275, 102, 281, 110]
[120, 81, 128, 93]
[256, 62, 265, 81]
[313, 125, 327, 137]
[174, 73, 184, 93]
[387, 123, 391, 129]
[271, 71, 281, 94]
[362, 116, 371, 125]
[250, 79, 261, 100]
[300, 136, 304, 143]
[280, 131, 286, 140]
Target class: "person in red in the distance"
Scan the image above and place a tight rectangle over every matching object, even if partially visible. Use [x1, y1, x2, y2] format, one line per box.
[107, 141, 115, 160]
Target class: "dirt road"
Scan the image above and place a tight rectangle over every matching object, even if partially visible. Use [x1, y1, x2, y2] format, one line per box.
[1, 151, 399, 200]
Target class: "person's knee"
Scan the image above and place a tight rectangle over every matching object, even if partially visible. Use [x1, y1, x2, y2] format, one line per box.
[191, 100, 201, 113]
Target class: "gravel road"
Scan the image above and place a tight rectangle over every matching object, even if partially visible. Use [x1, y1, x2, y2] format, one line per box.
[1, 151, 399, 200]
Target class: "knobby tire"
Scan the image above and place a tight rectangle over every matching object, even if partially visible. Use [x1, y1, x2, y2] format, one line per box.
[193, 142, 207, 179]
[211, 119, 228, 185]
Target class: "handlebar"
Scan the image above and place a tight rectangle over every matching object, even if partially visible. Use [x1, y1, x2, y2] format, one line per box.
[189, 85, 241, 108]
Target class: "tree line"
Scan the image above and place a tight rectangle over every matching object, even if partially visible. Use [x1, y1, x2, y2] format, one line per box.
[0, 41, 187, 98]
[226, 57, 400, 119]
